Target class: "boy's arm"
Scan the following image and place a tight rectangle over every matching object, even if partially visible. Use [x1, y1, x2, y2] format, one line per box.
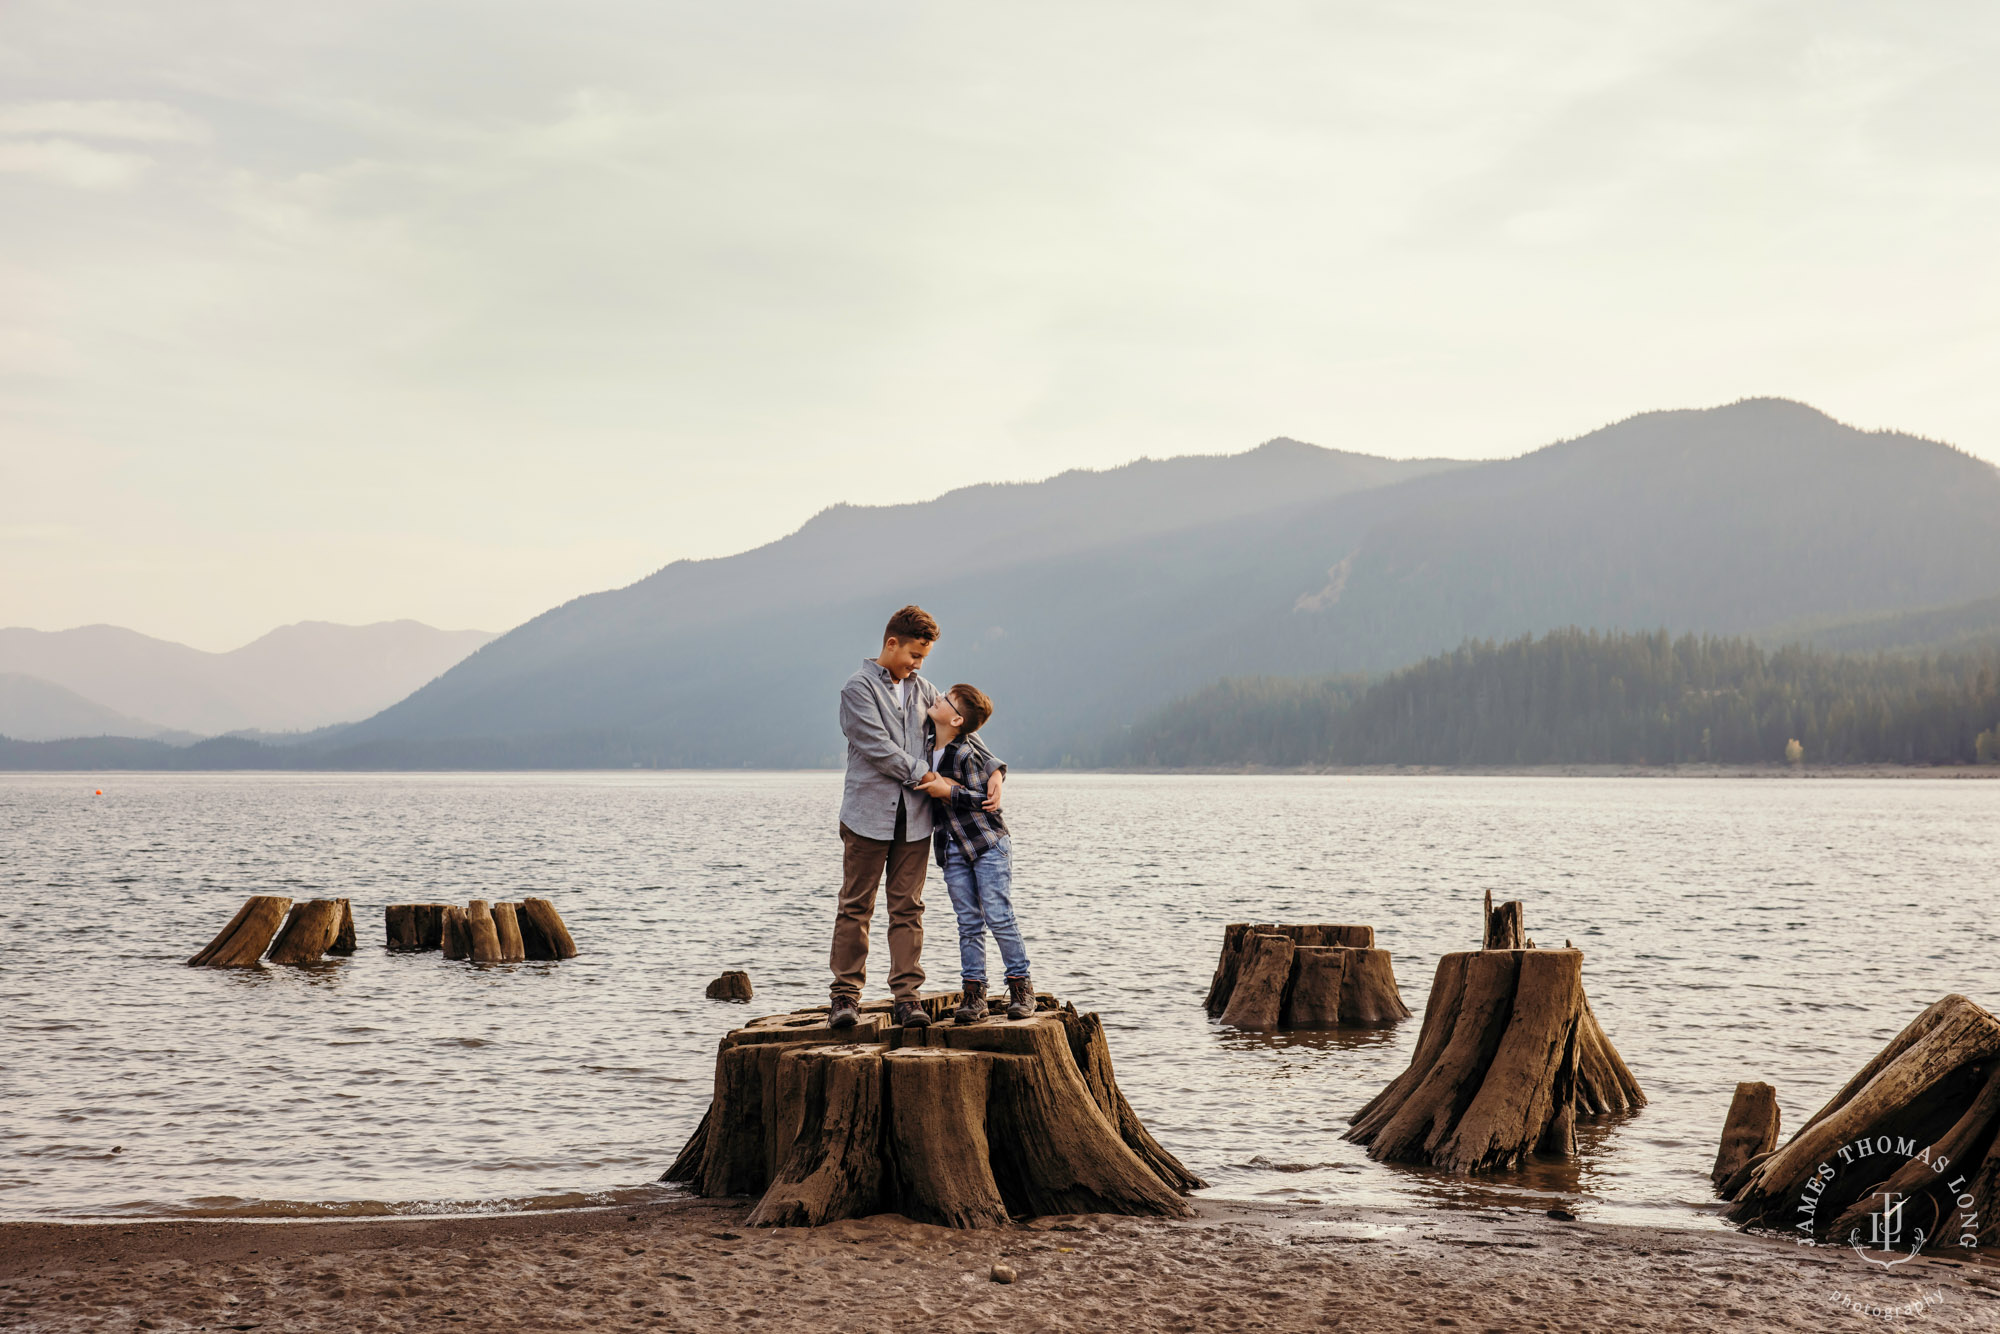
[839, 676, 927, 786]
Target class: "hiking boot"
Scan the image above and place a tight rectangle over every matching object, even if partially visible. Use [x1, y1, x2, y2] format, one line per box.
[828, 994, 859, 1031]
[892, 999, 931, 1029]
[1006, 976, 1035, 1020]
[954, 981, 987, 1025]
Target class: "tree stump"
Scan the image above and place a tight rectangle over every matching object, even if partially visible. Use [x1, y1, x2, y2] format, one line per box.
[1711, 1082, 1782, 1188]
[328, 899, 357, 955]
[464, 899, 504, 962]
[440, 905, 471, 960]
[490, 902, 527, 961]
[265, 898, 350, 964]
[1346, 901, 1643, 1173]
[706, 971, 755, 1001]
[1206, 922, 1409, 1029]
[1483, 894, 1525, 949]
[1721, 995, 2000, 1249]
[665, 994, 1203, 1227]
[519, 897, 578, 960]
[187, 895, 293, 967]
[385, 904, 448, 951]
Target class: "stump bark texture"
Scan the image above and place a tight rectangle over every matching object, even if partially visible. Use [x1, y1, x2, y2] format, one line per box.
[1721, 995, 2000, 1248]
[707, 971, 755, 1001]
[1711, 1081, 1781, 1188]
[665, 993, 1202, 1227]
[266, 898, 351, 965]
[385, 904, 448, 951]
[187, 895, 293, 967]
[1346, 902, 1643, 1173]
[519, 897, 578, 960]
[1205, 923, 1408, 1029]
[465, 900, 504, 963]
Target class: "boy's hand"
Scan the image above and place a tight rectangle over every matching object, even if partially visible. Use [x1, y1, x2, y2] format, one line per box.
[916, 773, 955, 799]
[983, 769, 1004, 811]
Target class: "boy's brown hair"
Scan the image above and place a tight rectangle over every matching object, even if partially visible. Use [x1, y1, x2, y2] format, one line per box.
[949, 683, 994, 734]
[883, 605, 940, 643]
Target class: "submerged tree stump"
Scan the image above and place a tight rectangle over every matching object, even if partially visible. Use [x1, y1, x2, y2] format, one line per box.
[440, 905, 470, 960]
[465, 899, 504, 963]
[1721, 995, 2000, 1249]
[266, 898, 351, 964]
[1711, 1082, 1782, 1188]
[707, 971, 755, 1001]
[328, 899, 357, 955]
[491, 902, 527, 962]
[187, 895, 293, 967]
[1205, 922, 1409, 1030]
[1346, 901, 1643, 1174]
[664, 994, 1203, 1228]
[385, 904, 448, 952]
[519, 897, 578, 960]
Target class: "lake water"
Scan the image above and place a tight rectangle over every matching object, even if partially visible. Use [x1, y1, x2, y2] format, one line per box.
[4, 771, 1997, 1231]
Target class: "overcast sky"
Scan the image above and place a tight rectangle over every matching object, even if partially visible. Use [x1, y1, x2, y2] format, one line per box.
[4, 1, 1996, 650]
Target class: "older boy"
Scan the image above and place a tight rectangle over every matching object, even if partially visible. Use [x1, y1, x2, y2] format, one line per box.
[829, 605, 948, 1031]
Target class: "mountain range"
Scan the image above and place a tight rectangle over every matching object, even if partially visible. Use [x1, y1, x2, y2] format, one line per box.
[7, 398, 1998, 769]
[0, 621, 497, 739]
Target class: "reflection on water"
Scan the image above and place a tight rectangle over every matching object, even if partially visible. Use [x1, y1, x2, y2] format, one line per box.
[2, 771, 1997, 1227]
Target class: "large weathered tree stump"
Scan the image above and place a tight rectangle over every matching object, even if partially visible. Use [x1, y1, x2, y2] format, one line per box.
[187, 895, 293, 967]
[664, 993, 1203, 1227]
[1205, 922, 1409, 1029]
[1721, 995, 2000, 1249]
[519, 897, 578, 960]
[1346, 901, 1643, 1173]
[266, 898, 352, 964]
[1711, 1082, 1782, 1188]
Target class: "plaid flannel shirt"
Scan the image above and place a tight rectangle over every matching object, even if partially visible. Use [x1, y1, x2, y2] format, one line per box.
[929, 732, 1009, 868]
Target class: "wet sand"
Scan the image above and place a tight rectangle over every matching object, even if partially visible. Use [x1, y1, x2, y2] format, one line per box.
[4, 1195, 1997, 1332]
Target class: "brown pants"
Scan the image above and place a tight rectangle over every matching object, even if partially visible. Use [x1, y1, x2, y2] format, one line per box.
[830, 820, 928, 1002]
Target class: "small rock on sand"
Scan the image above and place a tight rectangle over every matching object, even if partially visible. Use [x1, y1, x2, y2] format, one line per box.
[990, 1263, 1017, 1284]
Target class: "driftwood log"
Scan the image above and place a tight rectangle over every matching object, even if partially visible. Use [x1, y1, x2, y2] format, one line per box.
[1205, 923, 1409, 1029]
[1346, 900, 1643, 1173]
[707, 971, 755, 1001]
[663, 992, 1203, 1228]
[1721, 995, 2000, 1249]
[187, 895, 293, 967]
[266, 898, 352, 965]
[385, 904, 448, 951]
[1711, 1081, 1782, 1188]
[519, 897, 578, 960]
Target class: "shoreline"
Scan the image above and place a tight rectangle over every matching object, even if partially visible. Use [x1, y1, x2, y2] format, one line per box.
[3, 763, 1997, 778]
[6, 1194, 1997, 1332]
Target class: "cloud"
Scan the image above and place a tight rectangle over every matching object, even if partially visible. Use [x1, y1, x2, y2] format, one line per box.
[0, 100, 209, 143]
[0, 138, 152, 189]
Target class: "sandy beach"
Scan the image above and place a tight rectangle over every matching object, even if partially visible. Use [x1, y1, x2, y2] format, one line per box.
[5, 1194, 1997, 1333]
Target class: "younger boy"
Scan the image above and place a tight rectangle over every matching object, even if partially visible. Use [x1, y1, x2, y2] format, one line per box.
[917, 685, 1034, 1024]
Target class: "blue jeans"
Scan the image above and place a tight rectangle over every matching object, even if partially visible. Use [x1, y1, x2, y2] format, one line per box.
[940, 835, 1030, 984]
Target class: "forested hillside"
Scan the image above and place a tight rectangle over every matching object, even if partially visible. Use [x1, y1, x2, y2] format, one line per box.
[1097, 629, 2000, 768]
